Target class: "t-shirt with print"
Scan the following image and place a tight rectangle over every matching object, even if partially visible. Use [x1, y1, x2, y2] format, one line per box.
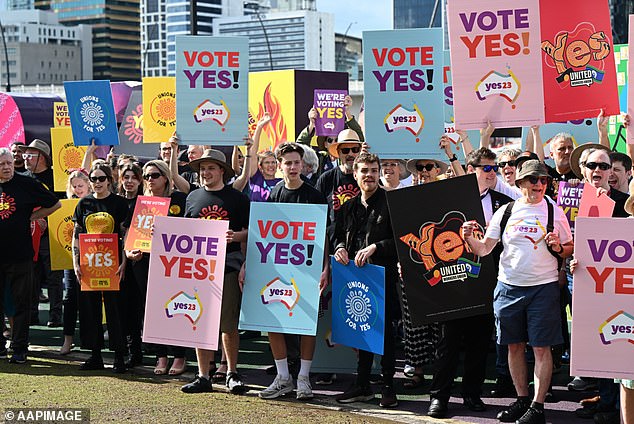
[184, 184, 250, 255]
[72, 192, 130, 254]
[268, 181, 327, 205]
[249, 169, 282, 203]
[315, 166, 359, 247]
[0, 173, 59, 263]
[485, 199, 572, 287]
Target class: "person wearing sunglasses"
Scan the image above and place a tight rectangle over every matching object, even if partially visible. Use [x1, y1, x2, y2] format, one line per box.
[462, 159, 573, 424]
[123, 160, 189, 375]
[72, 162, 130, 373]
[0, 147, 61, 364]
[497, 148, 522, 186]
[425, 147, 514, 419]
[405, 157, 448, 185]
[379, 159, 410, 190]
[570, 144, 629, 218]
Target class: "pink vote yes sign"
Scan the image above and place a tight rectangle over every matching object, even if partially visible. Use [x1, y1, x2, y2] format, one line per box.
[143, 216, 228, 350]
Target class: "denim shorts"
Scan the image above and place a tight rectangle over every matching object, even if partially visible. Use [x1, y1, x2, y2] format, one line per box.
[493, 281, 562, 347]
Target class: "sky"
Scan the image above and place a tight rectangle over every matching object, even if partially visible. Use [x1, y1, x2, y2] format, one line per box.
[317, 0, 392, 38]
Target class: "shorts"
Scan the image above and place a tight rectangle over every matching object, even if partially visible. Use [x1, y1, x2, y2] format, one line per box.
[220, 271, 242, 334]
[493, 281, 562, 347]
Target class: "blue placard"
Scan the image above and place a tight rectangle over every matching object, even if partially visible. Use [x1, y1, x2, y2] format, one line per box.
[175, 36, 249, 145]
[331, 257, 385, 355]
[521, 119, 598, 166]
[363, 29, 445, 159]
[239, 202, 327, 336]
[63, 80, 119, 146]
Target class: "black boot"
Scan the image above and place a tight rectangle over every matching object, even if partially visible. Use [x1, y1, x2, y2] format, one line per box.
[113, 351, 127, 374]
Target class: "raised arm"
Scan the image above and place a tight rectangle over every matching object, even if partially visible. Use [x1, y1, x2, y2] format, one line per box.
[527, 125, 545, 161]
[597, 109, 610, 148]
[456, 129, 474, 158]
[81, 139, 98, 171]
[439, 135, 465, 177]
[169, 139, 190, 194]
[231, 137, 254, 192]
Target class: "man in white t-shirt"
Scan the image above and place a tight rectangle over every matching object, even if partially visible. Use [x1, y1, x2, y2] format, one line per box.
[462, 160, 573, 424]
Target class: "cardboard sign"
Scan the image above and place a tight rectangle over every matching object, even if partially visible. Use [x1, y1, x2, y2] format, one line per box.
[79, 233, 120, 291]
[628, 17, 634, 144]
[0, 93, 25, 148]
[142, 77, 176, 143]
[539, 0, 619, 122]
[313, 89, 346, 136]
[143, 216, 228, 350]
[64, 80, 119, 146]
[556, 181, 583, 230]
[447, 0, 545, 129]
[51, 127, 87, 192]
[363, 29, 445, 159]
[387, 174, 496, 325]
[48, 198, 80, 271]
[175, 36, 249, 145]
[578, 184, 615, 218]
[239, 202, 327, 336]
[331, 258, 385, 355]
[53, 102, 70, 127]
[124, 196, 170, 252]
[570, 217, 634, 380]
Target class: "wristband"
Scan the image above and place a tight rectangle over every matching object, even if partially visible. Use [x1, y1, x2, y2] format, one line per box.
[449, 154, 458, 162]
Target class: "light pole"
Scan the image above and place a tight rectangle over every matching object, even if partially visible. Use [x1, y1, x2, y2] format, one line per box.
[244, 2, 273, 71]
[0, 19, 11, 92]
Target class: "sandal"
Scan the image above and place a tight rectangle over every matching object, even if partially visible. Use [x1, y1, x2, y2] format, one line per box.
[211, 360, 228, 383]
[169, 357, 187, 376]
[154, 357, 169, 375]
[403, 373, 426, 389]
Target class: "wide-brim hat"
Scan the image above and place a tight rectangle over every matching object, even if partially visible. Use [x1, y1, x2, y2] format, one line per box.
[327, 129, 363, 158]
[570, 143, 610, 179]
[515, 159, 550, 187]
[405, 158, 449, 175]
[19, 139, 51, 165]
[624, 179, 634, 216]
[188, 149, 235, 180]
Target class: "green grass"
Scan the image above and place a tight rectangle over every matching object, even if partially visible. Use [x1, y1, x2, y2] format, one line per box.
[0, 356, 392, 423]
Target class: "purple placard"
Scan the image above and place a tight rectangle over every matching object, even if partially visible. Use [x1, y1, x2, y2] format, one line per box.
[556, 181, 583, 230]
[313, 89, 347, 137]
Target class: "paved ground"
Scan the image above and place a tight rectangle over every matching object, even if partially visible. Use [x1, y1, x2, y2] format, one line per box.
[3, 294, 600, 424]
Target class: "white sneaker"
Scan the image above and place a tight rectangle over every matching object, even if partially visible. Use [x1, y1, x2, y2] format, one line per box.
[259, 374, 294, 399]
[404, 364, 415, 378]
[296, 375, 313, 400]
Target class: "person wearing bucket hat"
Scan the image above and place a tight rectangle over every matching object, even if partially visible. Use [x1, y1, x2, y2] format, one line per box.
[461, 158, 573, 424]
[379, 159, 410, 190]
[316, 128, 363, 247]
[182, 148, 249, 395]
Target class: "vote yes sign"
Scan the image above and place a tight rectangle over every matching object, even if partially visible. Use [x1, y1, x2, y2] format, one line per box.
[176, 36, 249, 145]
[124, 196, 170, 252]
[79, 233, 120, 291]
[144, 216, 228, 350]
[239, 202, 327, 336]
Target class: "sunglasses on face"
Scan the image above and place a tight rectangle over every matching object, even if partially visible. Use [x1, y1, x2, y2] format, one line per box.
[474, 164, 499, 172]
[89, 175, 108, 183]
[527, 176, 549, 185]
[416, 163, 437, 172]
[144, 172, 162, 180]
[22, 153, 39, 160]
[583, 161, 611, 171]
[498, 160, 516, 168]
[339, 147, 360, 155]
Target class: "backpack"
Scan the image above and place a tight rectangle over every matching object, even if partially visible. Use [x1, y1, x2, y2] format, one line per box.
[498, 200, 564, 270]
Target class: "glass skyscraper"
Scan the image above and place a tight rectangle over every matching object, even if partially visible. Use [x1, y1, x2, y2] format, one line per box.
[393, 0, 441, 29]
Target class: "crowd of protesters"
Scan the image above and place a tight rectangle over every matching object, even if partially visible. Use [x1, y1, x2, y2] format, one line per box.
[0, 95, 633, 424]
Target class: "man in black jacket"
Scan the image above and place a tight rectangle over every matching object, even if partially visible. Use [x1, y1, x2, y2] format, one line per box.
[332, 152, 400, 408]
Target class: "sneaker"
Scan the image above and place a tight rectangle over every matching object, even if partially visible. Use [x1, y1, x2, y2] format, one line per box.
[568, 376, 598, 391]
[315, 373, 336, 385]
[496, 398, 530, 422]
[369, 374, 384, 385]
[259, 374, 295, 399]
[516, 407, 546, 424]
[79, 356, 104, 371]
[379, 385, 398, 408]
[226, 372, 247, 394]
[335, 384, 374, 404]
[403, 364, 415, 378]
[181, 375, 213, 393]
[296, 375, 313, 400]
[9, 352, 27, 364]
